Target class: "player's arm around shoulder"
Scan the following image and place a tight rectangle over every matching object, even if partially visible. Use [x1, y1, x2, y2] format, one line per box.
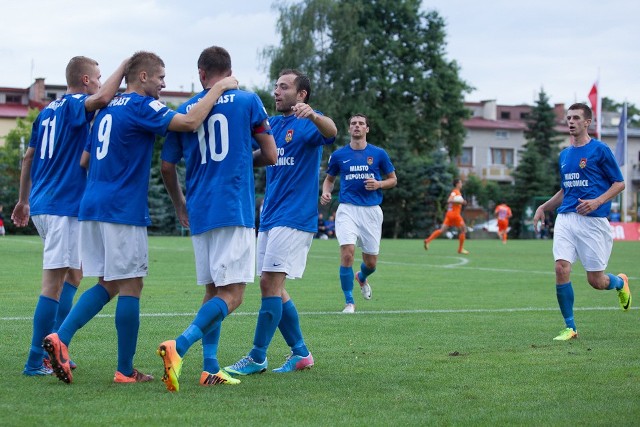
[169, 76, 238, 132]
[85, 58, 129, 112]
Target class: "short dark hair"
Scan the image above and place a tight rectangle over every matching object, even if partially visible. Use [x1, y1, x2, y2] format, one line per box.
[198, 46, 231, 76]
[349, 113, 369, 127]
[568, 102, 592, 120]
[65, 56, 98, 87]
[453, 178, 462, 187]
[125, 51, 165, 84]
[279, 69, 311, 103]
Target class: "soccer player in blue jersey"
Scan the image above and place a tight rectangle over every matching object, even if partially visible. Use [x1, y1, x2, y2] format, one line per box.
[225, 69, 337, 375]
[320, 114, 397, 313]
[43, 51, 238, 384]
[533, 103, 631, 341]
[12, 56, 128, 376]
[156, 46, 277, 391]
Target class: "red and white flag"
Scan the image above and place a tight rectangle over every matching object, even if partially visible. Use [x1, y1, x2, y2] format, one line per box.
[588, 82, 600, 139]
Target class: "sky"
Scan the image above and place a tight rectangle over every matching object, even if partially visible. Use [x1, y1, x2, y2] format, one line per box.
[1, 0, 638, 108]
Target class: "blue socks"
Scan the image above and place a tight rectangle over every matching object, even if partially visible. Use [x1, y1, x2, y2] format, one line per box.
[340, 266, 355, 304]
[556, 282, 576, 331]
[53, 281, 78, 333]
[249, 296, 282, 363]
[57, 284, 110, 346]
[115, 296, 139, 376]
[26, 295, 58, 369]
[176, 297, 228, 358]
[606, 273, 623, 290]
[202, 324, 221, 373]
[359, 262, 376, 281]
[278, 299, 309, 357]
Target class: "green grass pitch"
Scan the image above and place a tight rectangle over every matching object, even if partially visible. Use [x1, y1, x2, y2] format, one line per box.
[1, 236, 639, 425]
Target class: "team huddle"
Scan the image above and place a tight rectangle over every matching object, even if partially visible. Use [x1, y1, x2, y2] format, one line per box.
[13, 47, 630, 391]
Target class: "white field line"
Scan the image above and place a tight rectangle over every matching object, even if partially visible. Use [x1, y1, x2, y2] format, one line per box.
[1, 306, 635, 322]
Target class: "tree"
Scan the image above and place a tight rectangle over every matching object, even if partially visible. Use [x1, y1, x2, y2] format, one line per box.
[511, 89, 562, 237]
[262, 0, 471, 238]
[523, 89, 563, 191]
[462, 175, 505, 212]
[0, 109, 39, 235]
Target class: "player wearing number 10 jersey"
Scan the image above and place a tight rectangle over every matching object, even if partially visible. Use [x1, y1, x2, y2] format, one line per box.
[44, 51, 238, 385]
[157, 46, 277, 391]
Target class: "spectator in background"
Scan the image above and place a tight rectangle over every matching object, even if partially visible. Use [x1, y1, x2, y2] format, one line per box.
[325, 214, 335, 238]
[316, 213, 327, 239]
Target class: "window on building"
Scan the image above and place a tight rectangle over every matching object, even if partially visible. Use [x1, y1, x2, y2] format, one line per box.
[456, 147, 473, 167]
[520, 112, 530, 119]
[491, 148, 514, 167]
[5, 94, 22, 103]
[500, 111, 511, 120]
[495, 130, 509, 139]
[47, 92, 58, 101]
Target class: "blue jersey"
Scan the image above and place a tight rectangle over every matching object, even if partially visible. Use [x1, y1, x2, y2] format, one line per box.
[28, 94, 94, 216]
[326, 143, 395, 206]
[162, 89, 269, 235]
[259, 112, 335, 233]
[79, 93, 177, 226]
[557, 138, 623, 217]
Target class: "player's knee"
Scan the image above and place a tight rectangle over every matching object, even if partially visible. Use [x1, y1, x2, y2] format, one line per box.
[554, 261, 571, 282]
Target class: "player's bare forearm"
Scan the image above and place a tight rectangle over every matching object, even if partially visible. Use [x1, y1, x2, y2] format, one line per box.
[292, 104, 337, 138]
[378, 172, 397, 190]
[533, 189, 563, 230]
[253, 132, 277, 167]
[85, 57, 130, 112]
[576, 181, 625, 215]
[160, 161, 186, 213]
[169, 76, 238, 132]
[321, 176, 335, 205]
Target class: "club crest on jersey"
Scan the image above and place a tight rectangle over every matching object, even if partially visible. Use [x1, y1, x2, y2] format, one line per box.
[367, 156, 373, 165]
[285, 129, 293, 143]
[579, 158, 587, 169]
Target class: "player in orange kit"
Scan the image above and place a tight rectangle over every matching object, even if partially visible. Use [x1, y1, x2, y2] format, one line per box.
[423, 179, 469, 254]
[494, 202, 512, 244]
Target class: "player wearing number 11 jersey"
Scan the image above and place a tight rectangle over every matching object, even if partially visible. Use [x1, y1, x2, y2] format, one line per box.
[14, 56, 128, 377]
[157, 46, 276, 391]
[44, 51, 238, 385]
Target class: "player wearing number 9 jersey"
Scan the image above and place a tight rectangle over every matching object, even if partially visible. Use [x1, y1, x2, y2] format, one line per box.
[156, 46, 277, 391]
[44, 51, 238, 385]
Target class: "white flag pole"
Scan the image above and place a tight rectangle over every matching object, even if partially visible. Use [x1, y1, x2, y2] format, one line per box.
[623, 102, 628, 221]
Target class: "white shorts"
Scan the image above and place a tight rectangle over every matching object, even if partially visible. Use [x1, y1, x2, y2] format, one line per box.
[191, 226, 256, 286]
[80, 221, 148, 281]
[32, 215, 81, 270]
[257, 227, 314, 279]
[553, 212, 612, 271]
[335, 203, 383, 255]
